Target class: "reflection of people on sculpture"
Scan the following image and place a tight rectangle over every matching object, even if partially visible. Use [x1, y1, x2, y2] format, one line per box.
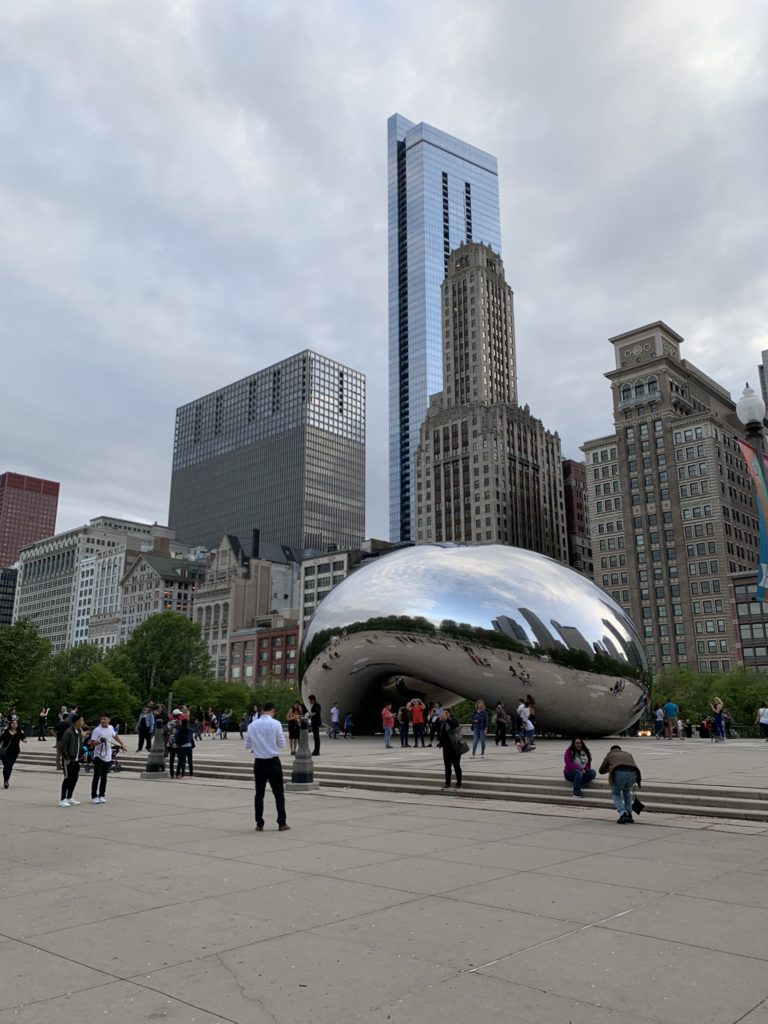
[438, 709, 465, 790]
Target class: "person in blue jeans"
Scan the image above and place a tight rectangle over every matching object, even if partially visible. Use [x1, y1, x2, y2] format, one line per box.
[599, 744, 642, 823]
[562, 738, 596, 796]
[471, 700, 488, 757]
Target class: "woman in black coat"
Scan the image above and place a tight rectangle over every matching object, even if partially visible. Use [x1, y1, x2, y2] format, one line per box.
[437, 709, 464, 790]
[0, 719, 26, 789]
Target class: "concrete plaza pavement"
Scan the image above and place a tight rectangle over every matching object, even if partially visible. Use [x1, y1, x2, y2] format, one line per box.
[3, 747, 768, 1024]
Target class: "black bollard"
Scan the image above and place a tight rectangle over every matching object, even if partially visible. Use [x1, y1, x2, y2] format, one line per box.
[289, 718, 319, 790]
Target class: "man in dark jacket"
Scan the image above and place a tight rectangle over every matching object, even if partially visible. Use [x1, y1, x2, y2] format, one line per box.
[308, 696, 322, 756]
[599, 745, 641, 824]
[59, 712, 85, 807]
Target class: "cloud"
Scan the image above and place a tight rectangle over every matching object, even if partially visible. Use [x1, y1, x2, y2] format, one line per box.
[0, 0, 765, 540]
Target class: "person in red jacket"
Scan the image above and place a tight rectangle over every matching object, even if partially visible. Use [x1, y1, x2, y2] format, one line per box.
[563, 738, 596, 797]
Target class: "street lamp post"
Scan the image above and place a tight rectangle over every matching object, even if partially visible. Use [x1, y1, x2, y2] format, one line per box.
[736, 382, 768, 602]
[736, 382, 766, 452]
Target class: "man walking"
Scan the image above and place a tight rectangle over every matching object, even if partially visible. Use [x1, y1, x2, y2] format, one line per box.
[662, 698, 679, 739]
[89, 713, 126, 804]
[308, 695, 322, 756]
[329, 702, 340, 739]
[756, 701, 768, 741]
[59, 712, 85, 807]
[136, 707, 155, 753]
[381, 703, 395, 748]
[245, 702, 289, 832]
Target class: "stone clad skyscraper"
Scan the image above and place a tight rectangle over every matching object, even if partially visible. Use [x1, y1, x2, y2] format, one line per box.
[168, 351, 365, 555]
[388, 113, 501, 543]
[414, 243, 567, 560]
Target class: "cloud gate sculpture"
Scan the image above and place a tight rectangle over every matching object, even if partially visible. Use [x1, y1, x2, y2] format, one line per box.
[300, 544, 649, 738]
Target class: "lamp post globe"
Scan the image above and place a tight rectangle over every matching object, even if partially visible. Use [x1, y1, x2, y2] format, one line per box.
[736, 382, 766, 448]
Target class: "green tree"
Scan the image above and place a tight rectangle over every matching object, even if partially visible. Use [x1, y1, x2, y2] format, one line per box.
[47, 645, 103, 710]
[125, 612, 211, 700]
[102, 645, 140, 692]
[0, 619, 52, 717]
[72, 664, 140, 726]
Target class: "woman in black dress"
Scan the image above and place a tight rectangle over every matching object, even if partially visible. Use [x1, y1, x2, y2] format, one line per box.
[0, 718, 27, 789]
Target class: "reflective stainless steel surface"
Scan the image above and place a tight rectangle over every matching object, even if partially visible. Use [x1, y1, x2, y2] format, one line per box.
[300, 544, 649, 738]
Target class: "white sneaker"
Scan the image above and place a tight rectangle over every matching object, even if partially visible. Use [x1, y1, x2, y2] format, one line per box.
[59, 799, 71, 807]
[68, 798, 81, 805]
[92, 797, 101, 804]
[99, 796, 106, 803]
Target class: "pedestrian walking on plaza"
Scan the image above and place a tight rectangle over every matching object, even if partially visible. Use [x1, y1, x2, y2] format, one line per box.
[59, 712, 85, 806]
[710, 697, 725, 742]
[175, 718, 196, 777]
[662, 698, 679, 739]
[136, 707, 155, 753]
[756, 701, 768, 740]
[598, 744, 642, 824]
[563, 738, 596, 797]
[286, 702, 303, 755]
[494, 701, 508, 746]
[54, 712, 70, 770]
[0, 717, 26, 788]
[381, 703, 395, 748]
[471, 700, 488, 757]
[653, 703, 664, 738]
[438, 709, 467, 790]
[329, 703, 341, 739]
[308, 695, 322, 756]
[427, 702, 442, 746]
[37, 706, 49, 741]
[164, 711, 181, 778]
[89, 713, 126, 803]
[408, 699, 426, 747]
[245, 702, 289, 832]
[397, 704, 410, 747]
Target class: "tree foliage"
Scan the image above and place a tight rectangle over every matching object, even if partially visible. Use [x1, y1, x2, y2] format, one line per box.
[125, 612, 211, 698]
[72, 664, 139, 726]
[654, 667, 768, 726]
[0, 619, 52, 711]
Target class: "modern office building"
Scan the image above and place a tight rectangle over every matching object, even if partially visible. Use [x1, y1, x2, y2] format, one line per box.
[730, 571, 768, 671]
[168, 351, 365, 556]
[14, 517, 188, 651]
[582, 321, 759, 675]
[0, 472, 59, 567]
[388, 113, 501, 543]
[0, 567, 17, 626]
[562, 460, 594, 577]
[413, 243, 567, 559]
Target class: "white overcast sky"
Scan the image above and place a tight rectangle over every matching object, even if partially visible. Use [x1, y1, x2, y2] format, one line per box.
[1, 0, 766, 541]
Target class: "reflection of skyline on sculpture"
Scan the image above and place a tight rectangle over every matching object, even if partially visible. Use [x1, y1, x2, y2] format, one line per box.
[301, 545, 649, 737]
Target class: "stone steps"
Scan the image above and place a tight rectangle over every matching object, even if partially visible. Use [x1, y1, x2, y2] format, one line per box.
[19, 750, 768, 822]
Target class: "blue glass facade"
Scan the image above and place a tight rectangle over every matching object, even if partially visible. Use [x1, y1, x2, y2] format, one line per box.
[388, 113, 501, 542]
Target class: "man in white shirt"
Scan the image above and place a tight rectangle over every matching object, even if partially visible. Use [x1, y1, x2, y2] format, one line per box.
[244, 702, 289, 832]
[89, 713, 126, 804]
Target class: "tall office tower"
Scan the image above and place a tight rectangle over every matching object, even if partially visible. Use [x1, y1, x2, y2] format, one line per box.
[582, 321, 758, 675]
[414, 243, 567, 559]
[0, 472, 59, 567]
[388, 113, 501, 543]
[168, 351, 365, 555]
[0, 567, 17, 625]
[758, 349, 768, 408]
[562, 460, 594, 578]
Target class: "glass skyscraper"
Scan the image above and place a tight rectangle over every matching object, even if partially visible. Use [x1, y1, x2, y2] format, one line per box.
[169, 351, 365, 555]
[388, 113, 501, 542]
